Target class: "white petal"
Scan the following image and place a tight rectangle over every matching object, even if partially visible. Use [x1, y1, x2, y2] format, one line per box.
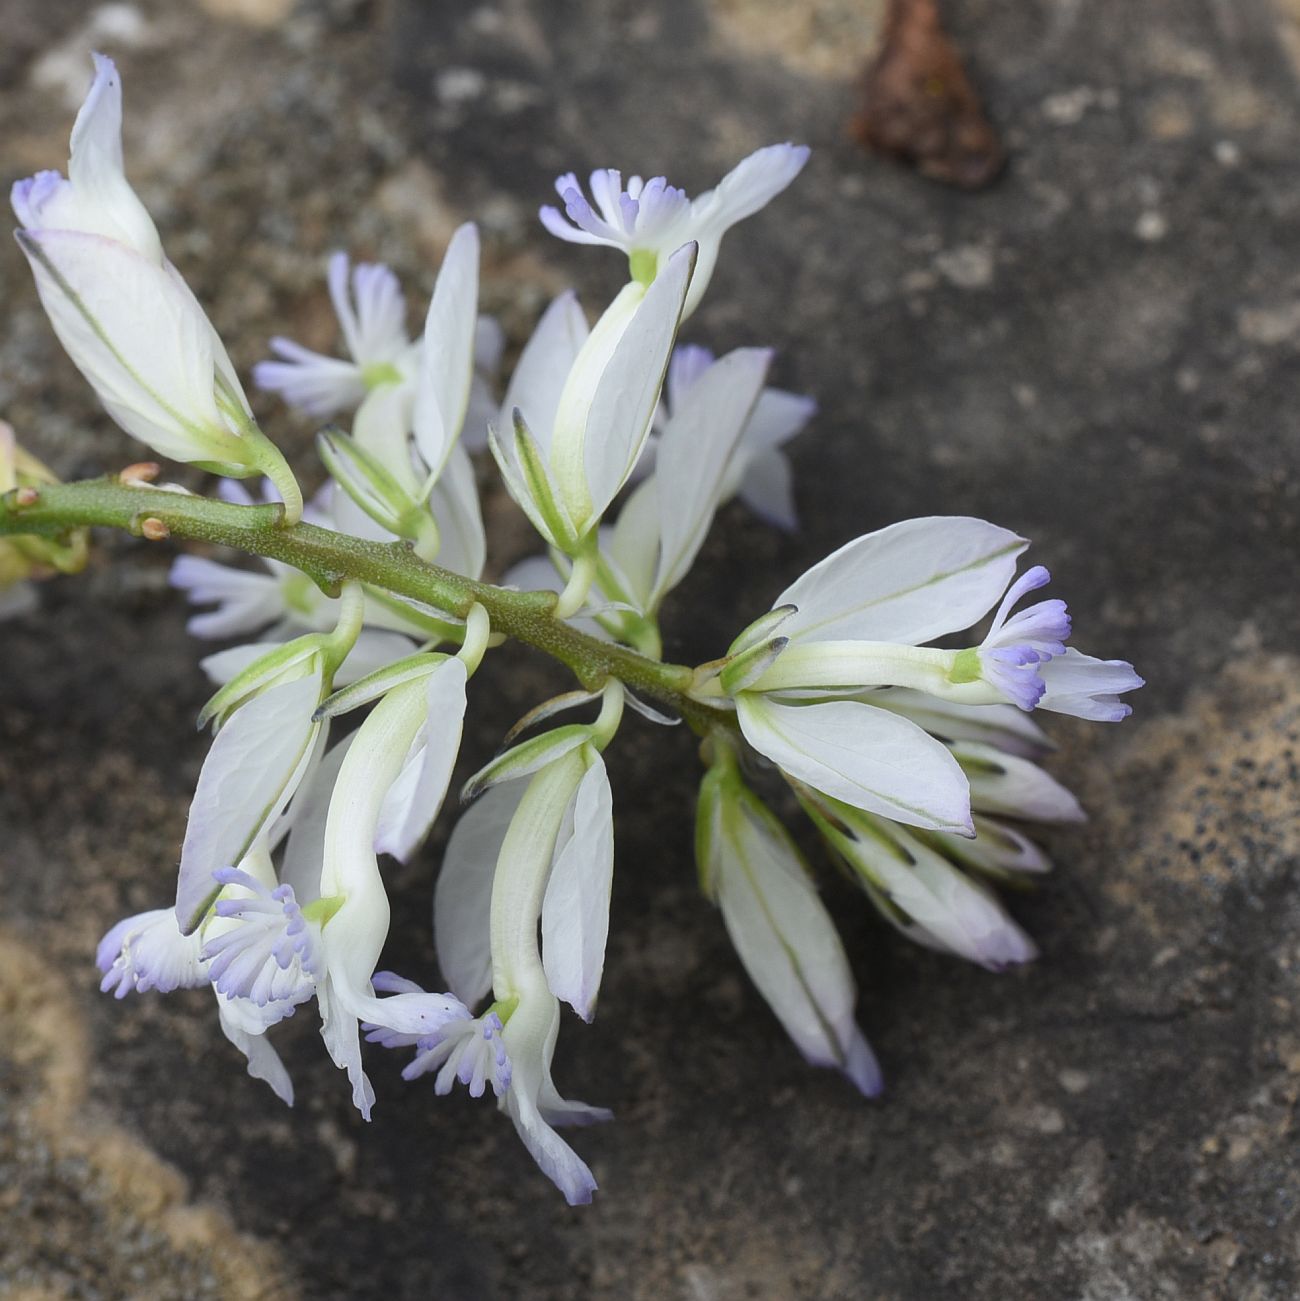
[541, 757, 615, 1021]
[499, 291, 589, 457]
[712, 793, 880, 1094]
[375, 658, 468, 863]
[605, 478, 659, 612]
[738, 388, 816, 458]
[217, 1002, 294, 1106]
[17, 230, 241, 467]
[499, 990, 600, 1205]
[428, 443, 486, 579]
[171, 555, 284, 639]
[682, 143, 810, 315]
[64, 55, 163, 260]
[578, 243, 694, 526]
[776, 516, 1027, 646]
[954, 741, 1086, 824]
[651, 346, 770, 603]
[695, 143, 812, 233]
[505, 1087, 599, 1205]
[736, 449, 797, 531]
[860, 831, 1037, 970]
[862, 687, 1053, 759]
[351, 381, 420, 496]
[281, 735, 353, 906]
[435, 782, 525, 1007]
[737, 694, 973, 834]
[342, 256, 409, 364]
[413, 223, 480, 478]
[176, 672, 322, 932]
[1038, 647, 1144, 722]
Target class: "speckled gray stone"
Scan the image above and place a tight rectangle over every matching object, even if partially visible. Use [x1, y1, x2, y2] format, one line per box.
[1, 2, 1298, 1298]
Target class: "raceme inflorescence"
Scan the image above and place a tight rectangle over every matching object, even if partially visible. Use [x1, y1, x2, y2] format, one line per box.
[1, 56, 1142, 1204]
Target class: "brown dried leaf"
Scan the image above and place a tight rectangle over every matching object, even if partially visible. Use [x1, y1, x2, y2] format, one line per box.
[851, 0, 1005, 190]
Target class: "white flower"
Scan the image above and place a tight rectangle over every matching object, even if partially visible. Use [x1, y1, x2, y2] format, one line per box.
[601, 346, 773, 616]
[371, 743, 616, 1203]
[727, 518, 1141, 720]
[96, 841, 305, 1104]
[539, 143, 810, 315]
[490, 246, 694, 553]
[647, 343, 816, 530]
[822, 805, 1038, 971]
[11, 55, 298, 510]
[696, 756, 882, 1094]
[98, 908, 207, 998]
[312, 674, 471, 1117]
[255, 253, 415, 417]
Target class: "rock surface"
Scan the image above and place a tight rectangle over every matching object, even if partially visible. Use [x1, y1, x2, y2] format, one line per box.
[1, 1, 1298, 1297]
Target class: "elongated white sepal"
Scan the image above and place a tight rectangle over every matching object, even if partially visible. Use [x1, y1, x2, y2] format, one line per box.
[835, 819, 1037, 971]
[16, 230, 250, 470]
[954, 742, 1086, 824]
[774, 517, 1027, 646]
[434, 783, 524, 1006]
[376, 658, 469, 863]
[736, 694, 973, 835]
[176, 672, 323, 932]
[697, 769, 881, 1095]
[550, 244, 695, 536]
[541, 756, 615, 1021]
[861, 688, 1053, 759]
[934, 815, 1053, 880]
[719, 636, 789, 696]
[413, 222, 480, 480]
[651, 346, 771, 604]
[488, 412, 578, 551]
[728, 604, 799, 656]
[498, 290, 589, 460]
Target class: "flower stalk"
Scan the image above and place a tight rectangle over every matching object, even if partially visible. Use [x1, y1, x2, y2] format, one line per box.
[0, 476, 724, 724]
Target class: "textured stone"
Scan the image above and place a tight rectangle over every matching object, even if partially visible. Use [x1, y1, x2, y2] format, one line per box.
[1, 1, 1298, 1297]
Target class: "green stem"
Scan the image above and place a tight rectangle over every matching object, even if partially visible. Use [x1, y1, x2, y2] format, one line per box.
[1, 478, 733, 732]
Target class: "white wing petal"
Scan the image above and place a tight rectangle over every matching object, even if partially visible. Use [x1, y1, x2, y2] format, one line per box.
[541, 757, 615, 1021]
[176, 672, 322, 931]
[737, 694, 972, 834]
[651, 346, 770, 603]
[435, 782, 525, 1006]
[776, 517, 1027, 647]
[375, 658, 469, 863]
[413, 222, 480, 478]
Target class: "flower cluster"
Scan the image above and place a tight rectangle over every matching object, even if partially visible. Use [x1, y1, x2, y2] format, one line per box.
[5, 57, 1142, 1204]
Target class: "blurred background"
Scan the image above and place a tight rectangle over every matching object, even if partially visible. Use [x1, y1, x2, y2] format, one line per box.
[1, 1, 1298, 1297]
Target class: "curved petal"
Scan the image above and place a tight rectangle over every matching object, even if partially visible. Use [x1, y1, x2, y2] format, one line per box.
[541, 756, 615, 1021]
[435, 782, 526, 1007]
[176, 671, 323, 932]
[413, 223, 480, 478]
[776, 517, 1027, 647]
[737, 694, 972, 834]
